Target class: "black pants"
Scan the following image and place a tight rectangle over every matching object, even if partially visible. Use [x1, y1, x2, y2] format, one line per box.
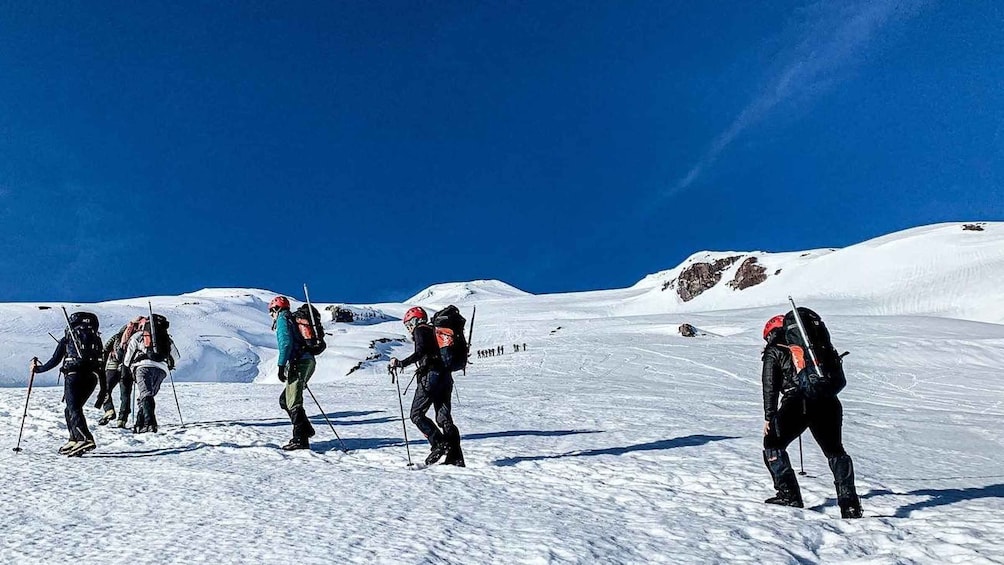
[410, 370, 457, 447]
[764, 395, 858, 506]
[764, 396, 846, 458]
[64, 369, 98, 442]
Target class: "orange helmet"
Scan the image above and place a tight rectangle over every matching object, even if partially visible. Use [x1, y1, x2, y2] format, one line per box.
[403, 306, 428, 330]
[269, 296, 290, 312]
[763, 315, 785, 340]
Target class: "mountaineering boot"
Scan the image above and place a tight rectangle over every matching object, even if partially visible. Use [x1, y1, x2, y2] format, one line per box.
[289, 407, 313, 443]
[281, 437, 310, 451]
[145, 397, 158, 433]
[829, 454, 863, 518]
[764, 491, 803, 507]
[425, 437, 450, 466]
[443, 427, 465, 467]
[98, 409, 116, 426]
[66, 439, 96, 457]
[763, 449, 804, 508]
[58, 440, 79, 455]
[114, 419, 128, 429]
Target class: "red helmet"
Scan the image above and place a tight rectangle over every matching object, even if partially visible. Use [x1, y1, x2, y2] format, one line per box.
[403, 306, 428, 327]
[269, 296, 290, 312]
[763, 315, 785, 340]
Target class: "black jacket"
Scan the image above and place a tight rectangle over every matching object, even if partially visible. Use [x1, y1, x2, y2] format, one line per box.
[399, 323, 444, 375]
[761, 341, 799, 421]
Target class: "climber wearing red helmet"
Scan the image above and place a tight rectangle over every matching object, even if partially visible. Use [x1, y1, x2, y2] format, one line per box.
[390, 305, 465, 466]
[269, 295, 316, 451]
[759, 311, 862, 518]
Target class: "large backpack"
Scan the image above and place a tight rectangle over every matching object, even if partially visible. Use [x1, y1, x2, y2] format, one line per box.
[290, 304, 326, 356]
[116, 316, 148, 362]
[782, 307, 846, 399]
[432, 305, 468, 372]
[135, 314, 173, 364]
[64, 311, 103, 371]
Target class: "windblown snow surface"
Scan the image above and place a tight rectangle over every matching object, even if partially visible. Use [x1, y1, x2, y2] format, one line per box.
[1, 222, 1003, 564]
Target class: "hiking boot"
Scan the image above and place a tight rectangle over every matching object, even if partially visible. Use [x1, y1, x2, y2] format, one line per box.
[764, 493, 804, 508]
[281, 437, 310, 451]
[133, 424, 154, 434]
[66, 439, 96, 457]
[114, 419, 128, 429]
[425, 441, 450, 466]
[98, 409, 116, 426]
[58, 440, 79, 455]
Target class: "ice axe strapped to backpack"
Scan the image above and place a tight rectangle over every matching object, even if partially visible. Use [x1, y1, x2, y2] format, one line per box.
[783, 297, 848, 399]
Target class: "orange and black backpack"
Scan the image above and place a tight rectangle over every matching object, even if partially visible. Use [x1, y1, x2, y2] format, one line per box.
[432, 305, 469, 373]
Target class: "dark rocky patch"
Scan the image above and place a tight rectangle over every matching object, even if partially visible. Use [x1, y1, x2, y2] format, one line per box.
[728, 257, 768, 290]
[676, 256, 741, 302]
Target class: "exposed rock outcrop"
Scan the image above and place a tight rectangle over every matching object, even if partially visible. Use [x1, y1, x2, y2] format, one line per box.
[963, 223, 986, 232]
[676, 256, 741, 302]
[728, 257, 768, 290]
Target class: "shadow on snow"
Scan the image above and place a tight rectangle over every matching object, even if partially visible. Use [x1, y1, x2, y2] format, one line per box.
[861, 483, 1004, 518]
[492, 434, 738, 467]
[311, 429, 601, 454]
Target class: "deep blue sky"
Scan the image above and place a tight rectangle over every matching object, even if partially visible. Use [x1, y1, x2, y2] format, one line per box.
[1, 1, 1001, 303]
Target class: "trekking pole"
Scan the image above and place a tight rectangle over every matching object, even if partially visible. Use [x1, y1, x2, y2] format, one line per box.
[47, 332, 65, 400]
[797, 436, 806, 475]
[150, 302, 184, 427]
[389, 365, 413, 466]
[305, 384, 348, 453]
[13, 365, 37, 452]
[47, 332, 62, 386]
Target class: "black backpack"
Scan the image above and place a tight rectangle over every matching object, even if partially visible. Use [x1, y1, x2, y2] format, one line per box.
[432, 305, 468, 372]
[135, 314, 174, 364]
[64, 311, 103, 371]
[782, 307, 846, 399]
[291, 304, 326, 356]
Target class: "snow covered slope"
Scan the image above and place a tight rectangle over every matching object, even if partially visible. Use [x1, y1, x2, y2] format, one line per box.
[407, 279, 531, 307]
[1, 305, 1002, 563]
[625, 222, 1004, 323]
[0, 288, 409, 388]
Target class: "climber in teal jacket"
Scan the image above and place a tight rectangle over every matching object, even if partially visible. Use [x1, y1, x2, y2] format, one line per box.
[269, 296, 316, 451]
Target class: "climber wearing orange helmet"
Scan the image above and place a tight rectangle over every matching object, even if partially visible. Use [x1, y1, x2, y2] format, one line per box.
[390, 306, 464, 466]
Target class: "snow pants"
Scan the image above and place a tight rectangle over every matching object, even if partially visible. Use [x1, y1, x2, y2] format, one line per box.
[410, 370, 459, 449]
[63, 369, 98, 442]
[763, 395, 859, 507]
[278, 358, 316, 441]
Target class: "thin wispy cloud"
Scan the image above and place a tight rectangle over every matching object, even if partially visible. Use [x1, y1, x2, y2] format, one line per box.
[665, 0, 923, 198]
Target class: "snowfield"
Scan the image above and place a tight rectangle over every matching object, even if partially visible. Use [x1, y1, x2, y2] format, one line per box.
[1, 223, 1002, 564]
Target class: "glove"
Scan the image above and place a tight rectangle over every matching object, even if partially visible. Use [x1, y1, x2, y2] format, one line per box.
[167, 358, 176, 371]
[29, 357, 39, 372]
[389, 358, 399, 370]
[278, 365, 287, 383]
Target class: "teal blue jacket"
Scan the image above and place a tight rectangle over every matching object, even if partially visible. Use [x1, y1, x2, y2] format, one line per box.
[276, 310, 314, 367]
